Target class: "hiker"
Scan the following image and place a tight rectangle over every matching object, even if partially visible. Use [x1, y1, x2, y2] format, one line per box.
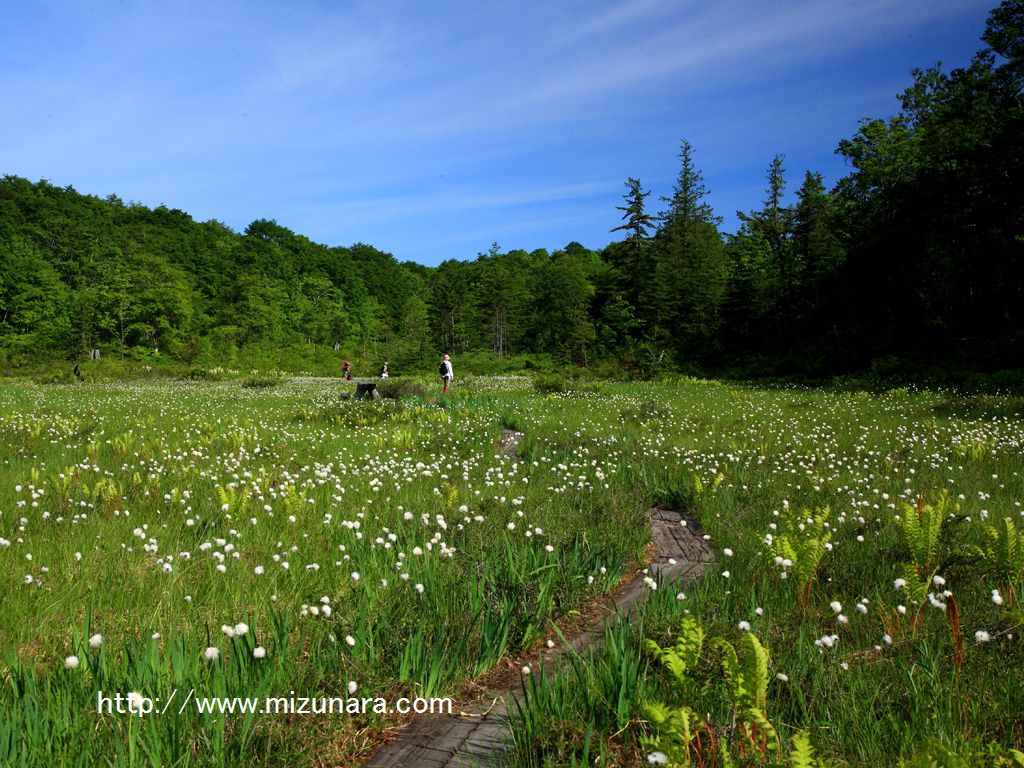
[380, 361, 389, 379]
[439, 354, 453, 393]
[342, 360, 352, 381]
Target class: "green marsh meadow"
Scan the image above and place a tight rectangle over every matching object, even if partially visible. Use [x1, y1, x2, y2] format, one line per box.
[0, 375, 1022, 766]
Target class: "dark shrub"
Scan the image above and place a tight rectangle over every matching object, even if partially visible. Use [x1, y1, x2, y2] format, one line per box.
[533, 373, 566, 394]
[377, 378, 427, 399]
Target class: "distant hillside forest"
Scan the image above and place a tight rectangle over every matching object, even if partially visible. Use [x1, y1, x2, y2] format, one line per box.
[2, 1, 1022, 378]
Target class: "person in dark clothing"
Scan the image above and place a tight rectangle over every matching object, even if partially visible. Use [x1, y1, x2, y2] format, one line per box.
[439, 354, 453, 393]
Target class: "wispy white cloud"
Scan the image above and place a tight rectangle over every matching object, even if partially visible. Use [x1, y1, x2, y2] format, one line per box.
[291, 179, 615, 230]
[393, 0, 992, 139]
[0, 0, 995, 264]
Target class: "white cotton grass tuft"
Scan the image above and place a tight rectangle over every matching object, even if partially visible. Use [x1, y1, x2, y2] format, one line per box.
[928, 592, 948, 611]
[203, 646, 220, 661]
[64, 655, 80, 669]
[814, 634, 839, 649]
[88, 634, 103, 649]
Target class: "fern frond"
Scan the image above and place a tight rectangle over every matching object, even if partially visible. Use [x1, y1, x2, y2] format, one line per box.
[673, 616, 704, 671]
[790, 731, 816, 768]
[645, 617, 705, 685]
[739, 632, 770, 709]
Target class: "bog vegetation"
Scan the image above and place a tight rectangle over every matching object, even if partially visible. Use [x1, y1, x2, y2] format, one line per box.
[0, 375, 1022, 766]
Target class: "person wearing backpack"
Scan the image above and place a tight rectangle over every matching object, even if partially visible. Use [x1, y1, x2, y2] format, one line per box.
[439, 354, 453, 393]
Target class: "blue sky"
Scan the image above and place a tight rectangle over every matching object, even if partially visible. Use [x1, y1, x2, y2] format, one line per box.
[1, 0, 995, 266]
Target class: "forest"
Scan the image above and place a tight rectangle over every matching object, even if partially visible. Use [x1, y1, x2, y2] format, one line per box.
[1, 0, 1021, 380]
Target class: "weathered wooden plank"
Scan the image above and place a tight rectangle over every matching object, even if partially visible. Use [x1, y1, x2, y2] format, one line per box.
[363, 503, 716, 767]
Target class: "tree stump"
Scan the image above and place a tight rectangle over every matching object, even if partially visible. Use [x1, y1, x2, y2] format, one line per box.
[354, 381, 380, 400]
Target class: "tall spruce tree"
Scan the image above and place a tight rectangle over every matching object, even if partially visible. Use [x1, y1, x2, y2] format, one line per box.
[649, 140, 728, 364]
[737, 155, 796, 350]
[791, 171, 845, 337]
[611, 178, 654, 245]
[606, 178, 654, 350]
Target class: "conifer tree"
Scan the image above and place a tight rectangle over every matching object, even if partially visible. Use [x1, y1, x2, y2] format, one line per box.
[611, 177, 654, 245]
[791, 171, 844, 332]
[607, 178, 654, 349]
[737, 155, 796, 348]
[649, 140, 728, 363]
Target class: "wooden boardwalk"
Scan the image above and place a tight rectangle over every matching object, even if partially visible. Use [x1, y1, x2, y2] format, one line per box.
[363, 504, 715, 768]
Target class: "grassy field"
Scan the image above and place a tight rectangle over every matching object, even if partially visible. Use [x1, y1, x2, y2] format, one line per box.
[0, 376, 1022, 766]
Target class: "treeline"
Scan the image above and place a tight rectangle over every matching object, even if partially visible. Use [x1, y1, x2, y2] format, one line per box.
[1, 0, 1021, 377]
